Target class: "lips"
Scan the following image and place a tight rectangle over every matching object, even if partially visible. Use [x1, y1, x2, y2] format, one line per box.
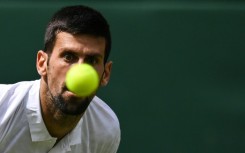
[64, 85, 69, 91]
[63, 84, 85, 98]
[63, 85, 81, 98]
[63, 85, 73, 94]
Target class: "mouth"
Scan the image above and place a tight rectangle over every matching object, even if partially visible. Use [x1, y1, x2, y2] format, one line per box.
[63, 85, 77, 96]
[63, 85, 86, 98]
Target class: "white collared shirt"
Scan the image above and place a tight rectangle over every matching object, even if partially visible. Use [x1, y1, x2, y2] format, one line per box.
[0, 80, 120, 153]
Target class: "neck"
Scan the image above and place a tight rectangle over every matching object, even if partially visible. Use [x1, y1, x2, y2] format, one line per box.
[41, 102, 82, 139]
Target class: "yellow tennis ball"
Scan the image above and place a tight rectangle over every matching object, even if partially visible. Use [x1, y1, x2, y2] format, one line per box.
[66, 63, 99, 97]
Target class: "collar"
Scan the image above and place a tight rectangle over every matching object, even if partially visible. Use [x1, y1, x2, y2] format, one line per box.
[62, 119, 82, 152]
[26, 80, 56, 142]
[25, 80, 82, 150]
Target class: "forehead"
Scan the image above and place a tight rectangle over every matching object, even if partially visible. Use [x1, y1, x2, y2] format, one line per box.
[53, 32, 106, 55]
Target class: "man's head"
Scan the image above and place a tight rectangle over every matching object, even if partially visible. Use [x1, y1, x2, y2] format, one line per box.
[44, 5, 111, 63]
[37, 5, 112, 116]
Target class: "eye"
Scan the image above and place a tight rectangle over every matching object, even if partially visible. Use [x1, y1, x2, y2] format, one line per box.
[63, 52, 77, 63]
[85, 56, 99, 65]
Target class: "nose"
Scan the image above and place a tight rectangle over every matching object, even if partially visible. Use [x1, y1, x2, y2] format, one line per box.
[77, 58, 85, 64]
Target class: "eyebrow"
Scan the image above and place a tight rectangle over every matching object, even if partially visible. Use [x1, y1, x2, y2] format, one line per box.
[85, 52, 103, 59]
[61, 49, 103, 59]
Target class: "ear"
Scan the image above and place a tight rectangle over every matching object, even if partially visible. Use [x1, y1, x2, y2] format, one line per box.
[36, 50, 48, 76]
[100, 61, 112, 86]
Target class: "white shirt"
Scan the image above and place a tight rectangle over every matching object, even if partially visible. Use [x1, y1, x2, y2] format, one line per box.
[0, 80, 120, 153]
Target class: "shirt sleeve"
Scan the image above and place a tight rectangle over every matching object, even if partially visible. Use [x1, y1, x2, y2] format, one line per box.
[108, 131, 121, 153]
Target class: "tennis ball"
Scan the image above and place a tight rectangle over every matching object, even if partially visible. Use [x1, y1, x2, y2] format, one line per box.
[65, 63, 99, 97]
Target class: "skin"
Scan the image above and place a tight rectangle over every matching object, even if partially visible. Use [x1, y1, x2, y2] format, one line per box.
[36, 32, 112, 141]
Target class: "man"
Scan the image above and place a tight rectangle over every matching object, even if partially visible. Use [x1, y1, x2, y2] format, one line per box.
[0, 5, 120, 153]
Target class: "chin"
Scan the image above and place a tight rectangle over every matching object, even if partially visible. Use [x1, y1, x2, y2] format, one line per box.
[55, 92, 94, 115]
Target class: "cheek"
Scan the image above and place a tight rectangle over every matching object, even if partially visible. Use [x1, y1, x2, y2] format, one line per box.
[95, 65, 105, 78]
[48, 61, 69, 79]
[47, 65, 67, 94]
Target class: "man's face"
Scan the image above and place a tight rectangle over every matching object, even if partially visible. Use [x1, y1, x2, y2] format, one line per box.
[37, 32, 112, 115]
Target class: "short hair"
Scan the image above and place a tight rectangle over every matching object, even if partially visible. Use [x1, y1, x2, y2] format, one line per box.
[44, 5, 111, 63]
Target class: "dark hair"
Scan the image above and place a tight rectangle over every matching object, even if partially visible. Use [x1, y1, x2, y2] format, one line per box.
[44, 5, 111, 63]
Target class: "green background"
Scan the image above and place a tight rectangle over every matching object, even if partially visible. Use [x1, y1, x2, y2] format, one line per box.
[0, 1, 245, 153]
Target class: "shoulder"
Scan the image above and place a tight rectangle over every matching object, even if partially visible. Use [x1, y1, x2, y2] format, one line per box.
[0, 80, 39, 94]
[0, 80, 40, 133]
[87, 96, 120, 129]
[92, 96, 119, 122]
[82, 96, 120, 151]
[0, 80, 40, 107]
